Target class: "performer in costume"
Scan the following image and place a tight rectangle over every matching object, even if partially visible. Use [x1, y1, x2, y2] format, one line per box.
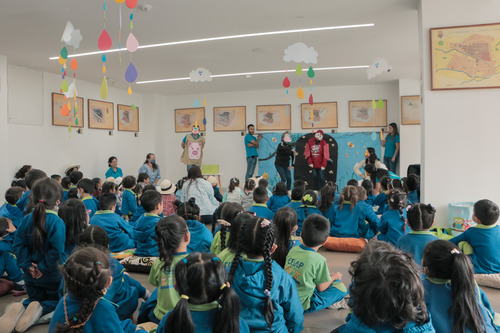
[304, 130, 329, 190]
[181, 122, 205, 172]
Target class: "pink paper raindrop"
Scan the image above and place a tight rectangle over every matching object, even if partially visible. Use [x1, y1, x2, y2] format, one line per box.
[98, 29, 112, 51]
[126, 33, 139, 52]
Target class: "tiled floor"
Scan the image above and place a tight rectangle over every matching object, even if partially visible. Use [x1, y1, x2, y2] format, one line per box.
[1, 248, 499, 332]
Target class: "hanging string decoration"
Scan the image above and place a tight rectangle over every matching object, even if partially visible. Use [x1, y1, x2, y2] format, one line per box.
[189, 67, 212, 126]
[98, 0, 113, 100]
[125, 0, 139, 95]
[115, 0, 125, 63]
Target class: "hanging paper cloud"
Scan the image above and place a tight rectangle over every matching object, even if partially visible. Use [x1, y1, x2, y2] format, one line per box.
[61, 21, 74, 44]
[64, 82, 78, 98]
[367, 57, 391, 79]
[69, 29, 83, 49]
[189, 67, 212, 82]
[61, 21, 83, 49]
[283, 42, 318, 64]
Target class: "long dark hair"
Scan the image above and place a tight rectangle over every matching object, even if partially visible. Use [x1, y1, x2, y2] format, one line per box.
[338, 186, 357, 212]
[220, 203, 244, 252]
[300, 190, 318, 218]
[387, 190, 407, 230]
[406, 203, 436, 231]
[15, 165, 32, 179]
[228, 177, 240, 193]
[389, 122, 399, 137]
[423, 240, 486, 333]
[165, 253, 240, 333]
[365, 148, 379, 164]
[143, 153, 158, 170]
[272, 207, 297, 268]
[318, 184, 336, 214]
[155, 216, 188, 270]
[58, 199, 87, 248]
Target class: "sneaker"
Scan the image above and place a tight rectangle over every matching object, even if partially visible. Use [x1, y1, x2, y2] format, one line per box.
[142, 289, 152, 301]
[327, 298, 349, 310]
[0, 302, 25, 333]
[14, 301, 42, 333]
[12, 284, 26, 297]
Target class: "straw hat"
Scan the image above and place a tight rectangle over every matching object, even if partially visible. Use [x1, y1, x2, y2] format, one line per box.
[105, 177, 116, 183]
[114, 177, 123, 186]
[64, 164, 80, 175]
[207, 176, 218, 187]
[159, 179, 176, 195]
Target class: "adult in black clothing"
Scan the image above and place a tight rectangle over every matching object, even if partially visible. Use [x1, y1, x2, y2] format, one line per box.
[275, 132, 295, 190]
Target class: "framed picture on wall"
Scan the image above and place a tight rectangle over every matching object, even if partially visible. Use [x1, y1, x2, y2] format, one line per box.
[401, 95, 421, 125]
[88, 99, 114, 130]
[213, 106, 246, 131]
[430, 23, 500, 90]
[256, 104, 291, 131]
[174, 107, 206, 132]
[349, 100, 387, 127]
[301, 102, 338, 129]
[52, 93, 84, 128]
[117, 104, 139, 131]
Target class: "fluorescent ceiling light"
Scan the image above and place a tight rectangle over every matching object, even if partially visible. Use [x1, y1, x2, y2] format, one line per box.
[49, 23, 374, 60]
[136, 65, 369, 84]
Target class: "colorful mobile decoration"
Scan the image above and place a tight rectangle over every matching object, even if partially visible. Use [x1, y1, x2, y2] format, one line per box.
[125, 0, 139, 95]
[115, 0, 125, 63]
[189, 67, 212, 125]
[98, 0, 112, 100]
[371, 98, 385, 110]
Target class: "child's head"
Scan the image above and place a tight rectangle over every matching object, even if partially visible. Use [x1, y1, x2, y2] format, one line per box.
[101, 181, 118, 194]
[143, 184, 158, 193]
[51, 174, 62, 183]
[155, 216, 190, 269]
[98, 192, 117, 211]
[59, 247, 111, 330]
[272, 207, 298, 267]
[122, 175, 136, 190]
[59, 198, 88, 247]
[347, 179, 358, 187]
[137, 172, 150, 184]
[219, 202, 244, 251]
[301, 214, 330, 247]
[356, 186, 367, 201]
[141, 189, 162, 213]
[61, 176, 71, 190]
[272, 182, 288, 196]
[406, 203, 435, 231]
[69, 170, 83, 186]
[253, 186, 269, 204]
[387, 178, 405, 192]
[387, 190, 407, 224]
[228, 217, 275, 329]
[318, 184, 336, 214]
[92, 178, 102, 190]
[290, 185, 305, 201]
[422, 240, 485, 333]
[207, 176, 218, 188]
[15, 165, 32, 179]
[11, 179, 26, 190]
[166, 253, 240, 333]
[243, 178, 256, 192]
[406, 174, 419, 192]
[473, 199, 499, 226]
[360, 179, 374, 197]
[364, 163, 377, 176]
[228, 177, 240, 193]
[77, 178, 95, 196]
[5, 186, 24, 205]
[293, 179, 307, 189]
[78, 225, 109, 251]
[301, 190, 318, 206]
[178, 197, 201, 221]
[338, 185, 358, 211]
[225, 212, 253, 253]
[176, 177, 188, 191]
[0, 217, 14, 238]
[258, 177, 269, 188]
[349, 240, 428, 329]
[25, 169, 48, 190]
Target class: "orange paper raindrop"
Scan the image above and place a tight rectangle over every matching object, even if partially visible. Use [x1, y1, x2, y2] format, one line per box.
[70, 58, 78, 71]
[128, 86, 132, 95]
[297, 86, 305, 99]
[60, 104, 70, 116]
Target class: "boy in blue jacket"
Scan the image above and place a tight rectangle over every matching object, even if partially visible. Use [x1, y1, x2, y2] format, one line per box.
[0, 187, 24, 227]
[77, 178, 98, 218]
[249, 186, 274, 220]
[16, 169, 47, 212]
[285, 186, 305, 211]
[134, 190, 163, 256]
[90, 193, 135, 252]
[121, 176, 138, 221]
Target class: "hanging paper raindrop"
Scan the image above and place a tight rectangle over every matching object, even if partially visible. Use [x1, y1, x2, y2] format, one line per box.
[60, 103, 70, 116]
[125, 62, 138, 82]
[282, 76, 290, 88]
[309, 94, 314, 105]
[297, 86, 305, 99]
[61, 80, 69, 93]
[126, 0, 137, 8]
[203, 117, 207, 126]
[371, 99, 377, 110]
[60, 46, 68, 60]
[377, 99, 384, 109]
[203, 99, 207, 107]
[70, 58, 78, 71]
[296, 64, 303, 76]
[98, 29, 112, 51]
[126, 33, 139, 52]
[101, 76, 108, 100]
[194, 99, 199, 107]
[307, 66, 315, 79]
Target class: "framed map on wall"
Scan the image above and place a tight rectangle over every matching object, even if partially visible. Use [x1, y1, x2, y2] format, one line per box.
[174, 107, 206, 132]
[213, 106, 246, 131]
[256, 104, 291, 131]
[349, 100, 387, 127]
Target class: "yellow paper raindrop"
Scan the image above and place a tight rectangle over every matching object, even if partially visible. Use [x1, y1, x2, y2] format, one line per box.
[310, 109, 314, 121]
[58, 55, 67, 65]
[371, 99, 377, 109]
[309, 80, 312, 85]
[102, 64, 106, 74]
[101, 77, 108, 100]
[297, 86, 305, 99]
[128, 86, 132, 95]
[203, 99, 206, 107]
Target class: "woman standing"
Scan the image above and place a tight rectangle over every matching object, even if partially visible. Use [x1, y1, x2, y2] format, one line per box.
[382, 123, 400, 173]
[275, 132, 295, 190]
[105, 156, 123, 179]
[138, 153, 161, 185]
[181, 166, 219, 224]
[353, 147, 384, 179]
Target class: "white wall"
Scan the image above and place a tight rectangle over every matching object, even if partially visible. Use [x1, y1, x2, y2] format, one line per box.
[399, 78, 421, 176]
[419, 0, 500, 226]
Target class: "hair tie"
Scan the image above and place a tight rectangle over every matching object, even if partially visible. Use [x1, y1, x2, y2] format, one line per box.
[260, 219, 271, 228]
[405, 204, 412, 212]
[212, 257, 220, 262]
[220, 284, 226, 290]
[264, 289, 271, 297]
[450, 249, 460, 255]
[94, 261, 101, 266]
[39, 199, 44, 203]
[302, 194, 312, 202]
[180, 294, 189, 300]
[181, 258, 188, 264]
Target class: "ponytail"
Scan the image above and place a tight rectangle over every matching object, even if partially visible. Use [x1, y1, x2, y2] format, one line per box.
[301, 190, 317, 218]
[388, 190, 407, 230]
[33, 201, 48, 252]
[339, 186, 358, 212]
[155, 216, 188, 270]
[262, 223, 275, 329]
[220, 220, 230, 252]
[164, 261, 194, 333]
[228, 177, 239, 193]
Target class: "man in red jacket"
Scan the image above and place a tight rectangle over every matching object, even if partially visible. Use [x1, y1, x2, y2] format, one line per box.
[304, 130, 330, 190]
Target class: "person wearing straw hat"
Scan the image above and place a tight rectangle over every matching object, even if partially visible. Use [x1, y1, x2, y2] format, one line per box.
[159, 179, 177, 216]
[64, 164, 80, 177]
[180, 122, 205, 172]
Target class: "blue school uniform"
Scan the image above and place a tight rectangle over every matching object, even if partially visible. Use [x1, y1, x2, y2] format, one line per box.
[450, 225, 500, 274]
[296, 205, 323, 236]
[365, 193, 376, 206]
[121, 189, 138, 216]
[377, 209, 407, 246]
[267, 195, 291, 213]
[16, 190, 30, 212]
[157, 301, 250, 333]
[285, 200, 302, 211]
[0, 241, 22, 282]
[329, 203, 368, 238]
[14, 210, 66, 315]
[186, 219, 213, 253]
[49, 294, 145, 333]
[249, 203, 275, 220]
[90, 210, 135, 252]
[357, 200, 381, 239]
[82, 196, 98, 218]
[338, 312, 435, 333]
[131, 205, 146, 223]
[423, 278, 498, 333]
[407, 190, 418, 204]
[62, 189, 69, 202]
[0, 202, 23, 227]
[396, 232, 438, 267]
[134, 213, 161, 257]
[230, 257, 304, 333]
[373, 192, 388, 214]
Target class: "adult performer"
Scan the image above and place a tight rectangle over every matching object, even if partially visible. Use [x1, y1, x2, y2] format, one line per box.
[244, 124, 262, 180]
[382, 122, 400, 173]
[353, 148, 384, 179]
[275, 132, 295, 190]
[138, 153, 161, 185]
[180, 122, 205, 171]
[304, 129, 329, 190]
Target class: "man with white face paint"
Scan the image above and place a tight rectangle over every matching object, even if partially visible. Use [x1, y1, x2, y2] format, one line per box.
[275, 132, 295, 190]
[181, 122, 205, 172]
[304, 130, 330, 190]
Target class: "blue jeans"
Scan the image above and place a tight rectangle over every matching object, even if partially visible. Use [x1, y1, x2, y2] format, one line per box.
[383, 155, 398, 174]
[245, 156, 257, 180]
[312, 168, 325, 190]
[275, 164, 292, 190]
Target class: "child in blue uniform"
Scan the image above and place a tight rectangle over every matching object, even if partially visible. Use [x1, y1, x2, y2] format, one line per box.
[450, 199, 500, 289]
[218, 212, 253, 268]
[329, 186, 369, 239]
[377, 190, 408, 246]
[335, 241, 435, 333]
[249, 186, 274, 220]
[58, 198, 88, 255]
[90, 193, 135, 252]
[0, 187, 24, 227]
[361, 179, 376, 206]
[285, 214, 347, 313]
[228, 216, 304, 333]
[157, 252, 250, 333]
[355, 186, 380, 239]
[16, 169, 47, 213]
[210, 202, 243, 255]
[178, 198, 213, 253]
[318, 183, 338, 223]
[285, 185, 305, 211]
[272, 207, 300, 268]
[120, 175, 138, 220]
[48, 247, 147, 333]
[7, 178, 66, 332]
[134, 189, 163, 256]
[406, 174, 420, 204]
[77, 178, 98, 218]
[296, 190, 323, 236]
[396, 203, 438, 267]
[0, 217, 26, 296]
[422, 240, 499, 333]
[267, 182, 291, 213]
[372, 175, 391, 214]
[60, 176, 71, 202]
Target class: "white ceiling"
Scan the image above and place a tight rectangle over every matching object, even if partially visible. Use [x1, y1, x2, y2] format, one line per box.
[0, 0, 421, 96]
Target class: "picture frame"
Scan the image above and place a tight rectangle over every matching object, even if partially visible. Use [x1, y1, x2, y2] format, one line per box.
[213, 106, 246, 132]
[51, 92, 84, 128]
[88, 99, 114, 130]
[430, 23, 500, 90]
[401, 95, 421, 125]
[174, 107, 206, 133]
[256, 104, 291, 131]
[301, 102, 338, 129]
[349, 100, 387, 127]
[117, 104, 139, 132]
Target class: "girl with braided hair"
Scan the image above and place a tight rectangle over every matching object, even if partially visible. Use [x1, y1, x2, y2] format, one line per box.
[377, 190, 408, 246]
[48, 247, 146, 333]
[210, 202, 243, 256]
[227, 216, 304, 332]
[177, 198, 213, 253]
[295, 190, 322, 236]
[157, 252, 249, 333]
[218, 212, 254, 268]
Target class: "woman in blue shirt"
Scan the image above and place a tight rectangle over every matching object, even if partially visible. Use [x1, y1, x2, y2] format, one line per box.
[382, 123, 400, 173]
[105, 156, 123, 179]
[138, 153, 161, 185]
